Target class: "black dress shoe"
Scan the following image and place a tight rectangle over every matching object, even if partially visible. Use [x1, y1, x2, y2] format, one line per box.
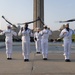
[67, 59, 71, 62]
[7, 58, 12, 60]
[65, 59, 71, 62]
[24, 59, 29, 62]
[36, 52, 41, 54]
[43, 58, 47, 60]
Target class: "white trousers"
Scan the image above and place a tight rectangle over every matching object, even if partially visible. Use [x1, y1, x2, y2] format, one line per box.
[41, 40, 48, 58]
[22, 41, 30, 59]
[5, 41, 12, 58]
[64, 40, 71, 59]
[35, 40, 41, 52]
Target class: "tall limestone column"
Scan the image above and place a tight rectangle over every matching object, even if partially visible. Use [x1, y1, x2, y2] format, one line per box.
[33, 0, 44, 30]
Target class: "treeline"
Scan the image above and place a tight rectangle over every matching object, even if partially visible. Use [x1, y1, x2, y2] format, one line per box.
[0, 35, 75, 42]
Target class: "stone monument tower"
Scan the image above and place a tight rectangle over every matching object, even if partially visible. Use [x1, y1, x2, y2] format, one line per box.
[33, 0, 44, 30]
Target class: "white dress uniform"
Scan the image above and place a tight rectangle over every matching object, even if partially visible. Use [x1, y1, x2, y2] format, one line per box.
[1, 29, 17, 59]
[40, 29, 52, 59]
[18, 28, 32, 60]
[59, 28, 75, 60]
[34, 32, 41, 53]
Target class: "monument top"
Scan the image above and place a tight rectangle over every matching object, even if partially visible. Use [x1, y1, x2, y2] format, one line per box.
[33, 0, 44, 31]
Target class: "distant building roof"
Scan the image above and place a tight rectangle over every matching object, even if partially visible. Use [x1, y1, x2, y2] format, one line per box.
[49, 30, 60, 39]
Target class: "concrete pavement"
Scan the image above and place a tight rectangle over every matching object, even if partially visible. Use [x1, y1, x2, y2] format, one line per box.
[0, 42, 75, 75]
[0, 51, 75, 75]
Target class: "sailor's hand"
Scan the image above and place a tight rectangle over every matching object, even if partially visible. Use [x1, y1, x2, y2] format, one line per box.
[34, 38, 37, 41]
[37, 17, 41, 20]
[31, 30, 34, 33]
[21, 27, 23, 31]
[0, 30, 3, 33]
[12, 25, 17, 28]
[63, 32, 67, 35]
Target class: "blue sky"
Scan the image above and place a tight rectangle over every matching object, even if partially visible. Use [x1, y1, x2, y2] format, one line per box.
[0, 0, 75, 30]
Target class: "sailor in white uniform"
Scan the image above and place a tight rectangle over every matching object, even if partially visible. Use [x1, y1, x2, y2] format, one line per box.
[59, 23, 75, 62]
[40, 26, 52, 60]
[18, 23, 33, 62]
[0, 25, 17, 60]
[34, 28, 41, 54]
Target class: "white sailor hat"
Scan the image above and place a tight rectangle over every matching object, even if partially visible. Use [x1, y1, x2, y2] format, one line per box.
[7, 24, 11, 27]
[7, 24, 11, 29]
[36, 27, 40, 30]
[43, 25, 47, 28]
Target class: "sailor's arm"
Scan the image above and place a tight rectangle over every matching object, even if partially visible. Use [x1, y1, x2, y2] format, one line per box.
[0, 30, 5, 35]
[59, 30, 67, 38]
[18, 27, 23, 36]
[48, 29, 52, 36]
[12, 31, 17, 36]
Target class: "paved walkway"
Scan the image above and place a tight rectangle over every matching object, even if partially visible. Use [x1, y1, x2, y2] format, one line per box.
[0, 51, 75, 75]
[0, 42, 75, 75]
